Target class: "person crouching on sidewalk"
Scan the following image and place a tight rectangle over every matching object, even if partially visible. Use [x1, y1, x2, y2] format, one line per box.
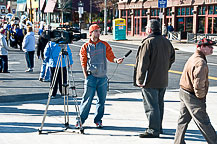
[22, 26, 35, 72]
[0, 28, 10, 73]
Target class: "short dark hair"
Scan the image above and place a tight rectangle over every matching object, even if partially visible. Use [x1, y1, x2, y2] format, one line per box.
[149, 19, 160, 33]
[27, 26, 33, 32]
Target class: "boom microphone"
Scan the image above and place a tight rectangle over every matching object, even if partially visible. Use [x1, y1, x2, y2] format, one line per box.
[124, 50, 132, 58]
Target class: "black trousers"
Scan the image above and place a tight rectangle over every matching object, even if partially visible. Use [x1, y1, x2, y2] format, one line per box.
[0, 55, 9, 73]
[50, 67, 67, 96]
[17, 36, 24, 50]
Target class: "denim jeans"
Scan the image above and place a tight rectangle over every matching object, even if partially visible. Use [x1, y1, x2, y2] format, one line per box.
[40, 59, 50, 80]
[25, 51, 35, 69]
[141, 87, 166, 135]
[79, 75, 108, 124]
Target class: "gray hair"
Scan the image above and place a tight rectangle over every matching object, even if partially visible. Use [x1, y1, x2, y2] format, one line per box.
[149, 19, 160, 33]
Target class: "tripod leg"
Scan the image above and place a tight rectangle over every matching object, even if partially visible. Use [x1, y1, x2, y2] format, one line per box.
[63, 95, 67, 126]
[73, 96, 84, 134]
[67, 95, 69, 125]
[38, 94, 52, 134]
[38, 55, 62, 134]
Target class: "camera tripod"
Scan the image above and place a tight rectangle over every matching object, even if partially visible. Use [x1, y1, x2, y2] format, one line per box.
[38, 44, 84, 134]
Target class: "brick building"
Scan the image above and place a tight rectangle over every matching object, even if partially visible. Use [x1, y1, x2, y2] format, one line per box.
[118, 0, 217, 36]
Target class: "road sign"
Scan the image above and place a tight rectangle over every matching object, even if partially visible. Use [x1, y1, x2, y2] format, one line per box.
[158, 0, 167, 8]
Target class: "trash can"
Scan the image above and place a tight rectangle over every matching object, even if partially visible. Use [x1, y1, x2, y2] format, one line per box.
[113, 18, 126, 40]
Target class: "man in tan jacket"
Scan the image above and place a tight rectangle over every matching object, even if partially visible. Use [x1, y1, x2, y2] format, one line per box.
[134, 19, 175, 138]
[174, 38, 217, 144]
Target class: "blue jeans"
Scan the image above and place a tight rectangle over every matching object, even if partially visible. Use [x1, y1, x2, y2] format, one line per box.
[39, 59, 50, 80]
[25, 51, 34, 69]
[79, 75, 108, 124]
[141, 88, 166, 135]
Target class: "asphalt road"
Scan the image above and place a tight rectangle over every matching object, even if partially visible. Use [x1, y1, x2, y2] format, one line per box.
[70, 39, 217, 95]
[1, 39, 217, 103]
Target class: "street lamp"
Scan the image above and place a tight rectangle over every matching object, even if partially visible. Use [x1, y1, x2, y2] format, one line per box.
[78, 1, 84, 35]
[104, 0, 107, 35]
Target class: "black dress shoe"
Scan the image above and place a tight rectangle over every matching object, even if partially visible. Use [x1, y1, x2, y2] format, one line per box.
[139, 132, 159, 138]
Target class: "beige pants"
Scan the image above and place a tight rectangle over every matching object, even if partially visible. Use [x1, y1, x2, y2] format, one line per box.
[174, 88, 217, 144]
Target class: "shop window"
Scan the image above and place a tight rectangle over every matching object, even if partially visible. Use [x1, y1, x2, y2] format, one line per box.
[185, 17, 193, 32]
[151, 9, 160, 16]
[141, 18, 147, 32]
[213, 17, 217, 33]
[198, 6, 206, 15]
[128, 10, 131, 16]
[177, 8, 181, 15]
[142, 9, 147, 16]
[214, 5, 217, 14]
[127, 18, 131, 31]
[134, 10, 140, 16]
[177, 18, 184, 32]
[191, 7, 193, 15]
[198, 17, 205, 33]
[186, 7, 190, 15]
[198, 6, 202, 15]
[166, 8, 172, 16]
[202, 6, 206, 15]
[157, 9, 160, 16]
[208, 17, 212, 33]
[121, 10, 126, 17]
[181, 8, 185, 15]
[209, 6, 214, 15]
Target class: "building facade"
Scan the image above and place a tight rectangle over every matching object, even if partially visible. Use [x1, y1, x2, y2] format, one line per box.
[118, 0, 217, 36]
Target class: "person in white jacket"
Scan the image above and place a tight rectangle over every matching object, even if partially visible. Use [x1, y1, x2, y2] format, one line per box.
[22, 26, 35, 72]
[0, 28, 10, 73]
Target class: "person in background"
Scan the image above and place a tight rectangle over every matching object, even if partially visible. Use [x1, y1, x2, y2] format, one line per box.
[22, 26, 35, 72]
[0, 28, 10, 73]
[162, 24, 168, 37]
[44, 38, 73, 98]
[174, 38, 217, 144]
[15, 25, 24, 50]
[37, 30, 50, 82]
[167, 23, 174, 32]
[38, 21, 45, 35]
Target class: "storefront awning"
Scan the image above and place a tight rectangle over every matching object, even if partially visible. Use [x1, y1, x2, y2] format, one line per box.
[17, 3, 26, 11]
[44, 0, 57, 13]
[40, 0, 46, 11]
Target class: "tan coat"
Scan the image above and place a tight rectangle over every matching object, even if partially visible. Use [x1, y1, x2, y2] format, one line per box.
[133, 33, 175, 88]
[180, 50, 209, 99]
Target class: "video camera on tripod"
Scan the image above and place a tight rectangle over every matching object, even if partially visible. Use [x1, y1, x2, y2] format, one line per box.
[44, 26, 87, 44]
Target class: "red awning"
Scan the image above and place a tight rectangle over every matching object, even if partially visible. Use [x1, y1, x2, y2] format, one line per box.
[44, 0, 57, 13]
[40, 0, 46, 11]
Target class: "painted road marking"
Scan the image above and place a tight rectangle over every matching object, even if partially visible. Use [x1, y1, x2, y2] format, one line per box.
[125, 64, 217, 81]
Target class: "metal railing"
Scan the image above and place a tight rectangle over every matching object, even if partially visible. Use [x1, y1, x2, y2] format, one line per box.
[187, 33, 217, 43]
[168, 32, 181, 41]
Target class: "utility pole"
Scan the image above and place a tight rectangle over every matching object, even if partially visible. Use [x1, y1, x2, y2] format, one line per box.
[30, 0, 33, 22]
[61, 0, 64, 25]
[39, 0, 41, 22]
[104, 0, 107, 35]
[89, 0, 92, 25]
